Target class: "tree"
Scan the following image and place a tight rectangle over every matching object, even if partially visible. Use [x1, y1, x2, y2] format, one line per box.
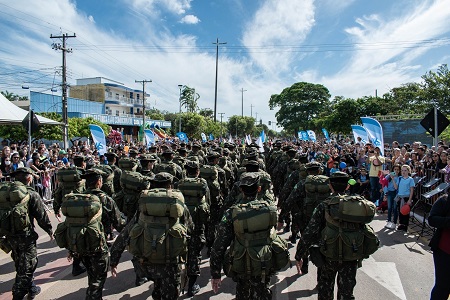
[420, 64, 450, 114]
[198, 108, 214, 119]
[1, 90, 28, 101]
[68, 117, 110, 143]
[180, 85, 200, 113]
[226, 116, 255, 137]
[382, 82, 425, 114]
[146, 108, 164, 120]
[318, 98, 360, 134]
[269, 82, 331, 134]
[35, 112, 63, 141]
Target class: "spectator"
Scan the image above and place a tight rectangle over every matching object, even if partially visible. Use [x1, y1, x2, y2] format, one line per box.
[10, 152, 24, 171]
[369, 146, 385, 203]
[1, 146, 11, 173]
[384, 165, 401, 229]
[392, 165, 415, 231]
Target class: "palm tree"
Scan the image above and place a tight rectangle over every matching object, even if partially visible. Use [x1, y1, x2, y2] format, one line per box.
[180, 86, 200, 113]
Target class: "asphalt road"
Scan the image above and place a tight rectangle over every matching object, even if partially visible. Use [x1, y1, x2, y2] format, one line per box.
[0, 210, 435, 300]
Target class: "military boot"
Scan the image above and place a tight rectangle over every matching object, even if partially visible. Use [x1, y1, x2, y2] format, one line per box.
[27, 284, 41, 300]
[187, 276, 200, 297]
[72, 258, 86, 276]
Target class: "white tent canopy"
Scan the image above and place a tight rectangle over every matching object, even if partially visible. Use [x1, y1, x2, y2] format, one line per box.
[0, 94, 62, 125]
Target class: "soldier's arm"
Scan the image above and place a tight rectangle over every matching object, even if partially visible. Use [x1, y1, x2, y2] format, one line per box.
[52, 185, 62, 215]
[204, 182, 211, 206]
[106, 195, 126, 232]
[181, 203, 195, 235]
[29, 192, 53, 236]
[210, 210, 234, 279]
[295, 203, 326, 260]
[110, 214, 136, 268]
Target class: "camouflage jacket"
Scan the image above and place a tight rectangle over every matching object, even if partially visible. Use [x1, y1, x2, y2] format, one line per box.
[295, 201, 326, 261]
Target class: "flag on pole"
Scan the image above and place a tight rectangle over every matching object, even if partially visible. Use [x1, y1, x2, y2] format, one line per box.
[209, 133, 214, 141]
[260, 130, 266, 143]
[89, 124, 107, 155]
[306, 130, 317, 142]
[361, 117, 385, 155]
[176, 132, 189, 143]
[144, 129, 155, 146]
[322, 128, 330, 143]
[245, 134, 252, 145]
[256, 136, 265, 153]
[351, 125, 369, 145]
[298, 131, 309, 141]
[201, 132, 207, 143]
[228, 134, 233, 143]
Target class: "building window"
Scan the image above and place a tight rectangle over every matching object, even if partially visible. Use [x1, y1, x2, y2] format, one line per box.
[115, 93, 119, 100]
[130, 92, 133, 99]
[137, 94, 140, 100]
[116, 110, 119, 116]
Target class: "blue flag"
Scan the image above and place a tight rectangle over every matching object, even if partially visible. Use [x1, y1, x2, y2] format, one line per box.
[298, 131, 309, 141]
[209, 133, 214, 141]
[176, 132, 189, 143]
[144, 129, 155, 146]
[260, 130, 266, 143]
[322, 128, 330, 143]
[306, 130, 316, 142]
[201, 133, 207, 143]
[361, 117, 384, 155]
[89, 124, 107, 155]
[351, 125, 369, 145]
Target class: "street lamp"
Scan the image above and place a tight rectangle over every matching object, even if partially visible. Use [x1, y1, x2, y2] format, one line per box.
[178, 85, 183, 132]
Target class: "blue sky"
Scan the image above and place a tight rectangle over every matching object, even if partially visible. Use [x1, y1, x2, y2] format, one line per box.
[0, 0, 449, 130]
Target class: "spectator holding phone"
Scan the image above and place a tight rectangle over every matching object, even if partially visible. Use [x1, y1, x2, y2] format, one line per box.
[384, 165, 401, 229]
[369, 146, 385, 203]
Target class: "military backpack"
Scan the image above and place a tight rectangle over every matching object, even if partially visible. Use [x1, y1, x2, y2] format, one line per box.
[0, 182, 31, 236]
[56, 167, 82, 183]
[320, 194, 379, 262]
[199, 165, 221, 200]
[177, 177, 210, 224]
[128, 189, 188, 264]
[223, 200, 289, 279]
[303, 175, 331, 220]
[120, 171, 150, 192]
[153, 161, 178, 178]
[92, 164, 115, 196]
[54, 193, 106, 255]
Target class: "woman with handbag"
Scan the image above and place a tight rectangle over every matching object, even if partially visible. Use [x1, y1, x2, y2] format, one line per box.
[428, 194, 450, 300]
[392, 165, 415, 231]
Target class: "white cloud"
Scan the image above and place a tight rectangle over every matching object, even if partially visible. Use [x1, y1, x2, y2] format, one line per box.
[242, 0, 316, 73]
[179, 14, 200, 25]
[88, 15, 95, 23]
[129, 0, 192, 16]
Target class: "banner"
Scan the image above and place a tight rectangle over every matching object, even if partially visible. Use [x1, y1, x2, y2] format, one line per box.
[260, 130, 266, 143]
[144, 129, 155, 146]
[201, 132, 207, 143]
[245, 134, 252, 145]
[351, 125, 369, 145]
[361, 117, 385, 155]
[322, 128, 330, 143]
[298, 131, 309, 141]
[209, 133, 214, 141]
[176, 132, 189, 143]
[306, 130, 316, 142]
[256, 136, 265, 153]
[89, 124, 107, 155]
[228, 134, 233, 143]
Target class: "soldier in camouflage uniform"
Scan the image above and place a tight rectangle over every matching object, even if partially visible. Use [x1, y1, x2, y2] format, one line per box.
[148, 145, 162, 164]
[104, 152, 122, 193]
[71, 169, 121, 300]
[110, 173, 194, 300]
[139, 154, 157, 177]
[295, 172, 357, 300]
[2, 168, 53, 300]
[210, 173, 276, 300]
[177, 160, 210, 296]
[83, 169, 126, 241]
[153, 148, 184, 180]
[173, 147, 188, 169]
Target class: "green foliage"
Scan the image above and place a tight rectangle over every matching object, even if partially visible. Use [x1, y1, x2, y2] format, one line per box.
[180, 85, 200, 113]
[199, 108, 214, 119]
[227, 116, 256, 137]
[68, 117, 110, 142]
[420, 64, 450, 114]
[146, 108, 164, 120]
[269, 82, 331, 134]
[0, 125, 28, 143]
[35, 112, 63, 141]
[1, 90, 28, 101]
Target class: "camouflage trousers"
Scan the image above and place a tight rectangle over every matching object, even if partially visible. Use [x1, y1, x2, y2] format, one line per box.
[187, 232, 205, 276]
[318, 260, 357, 300]
[206, 205, 222, 248]
[80, 251, 109, 300]
[235, 276, 272, 300]
[9, 238, 38, 300]
[141, 263, 181, 300]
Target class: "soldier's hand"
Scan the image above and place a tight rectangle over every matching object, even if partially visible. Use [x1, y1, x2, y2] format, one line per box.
[211, 278, 221, 293]
[111, 266, 118, 277]
[49, 234, 54, 241]
[55, 213, 62, 222]
[296, 259, 304, 275]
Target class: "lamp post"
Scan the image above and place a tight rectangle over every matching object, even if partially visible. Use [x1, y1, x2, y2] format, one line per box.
[178, 85, 183, 132]
[218, 112, 225, 138]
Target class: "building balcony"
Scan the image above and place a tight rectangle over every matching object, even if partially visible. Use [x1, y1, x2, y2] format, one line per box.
[70, 112, 171, 128]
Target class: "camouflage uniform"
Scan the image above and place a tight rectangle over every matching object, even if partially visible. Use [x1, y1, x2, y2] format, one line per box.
[210, 174, 274, 300]
[295, 202, 358, 300]
[85, 187, 125, 237]
[3, 171, 53, 300]
[110, 174, 194, 300]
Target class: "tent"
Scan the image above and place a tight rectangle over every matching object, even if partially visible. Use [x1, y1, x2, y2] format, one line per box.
[0, 93, 62, 125]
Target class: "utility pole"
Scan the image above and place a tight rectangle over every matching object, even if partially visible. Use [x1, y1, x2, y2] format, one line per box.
[255, 112, 258, 123]
[250, 104, 254, 118]
[135, 79, 152, 144]
[51, 33, 76, 150]
[178, 84, 183, 132]
[240, 88, 247, 117]
[213, 38, 227, 122]
[219, 112, 225, 137]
